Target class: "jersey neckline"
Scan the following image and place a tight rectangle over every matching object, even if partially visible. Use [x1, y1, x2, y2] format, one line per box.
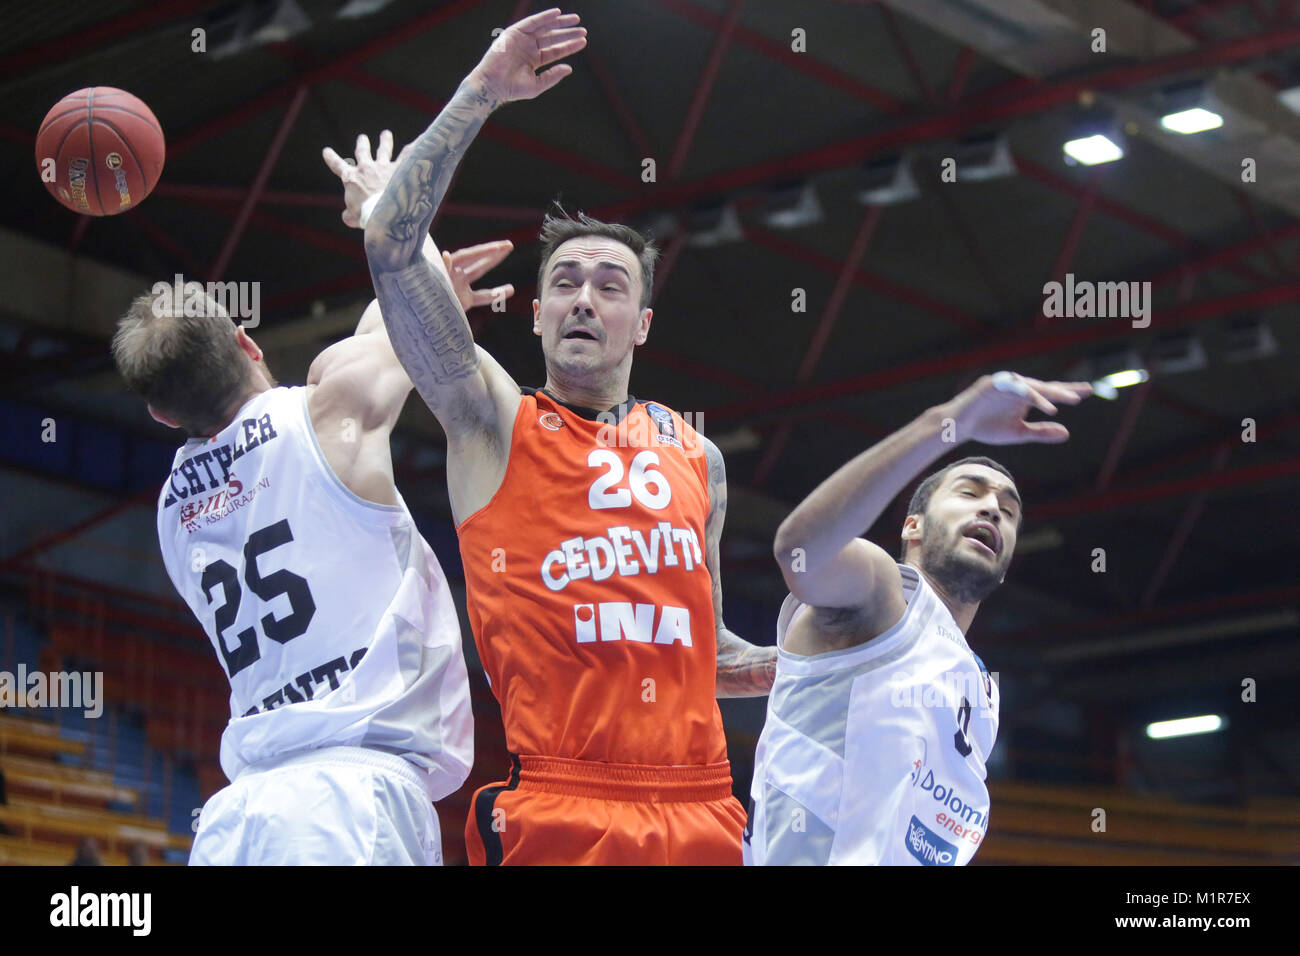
[524, 386, 640, 425]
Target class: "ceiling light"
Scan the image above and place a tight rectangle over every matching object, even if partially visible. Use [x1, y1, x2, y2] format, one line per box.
[1146, 715, 1225, 739]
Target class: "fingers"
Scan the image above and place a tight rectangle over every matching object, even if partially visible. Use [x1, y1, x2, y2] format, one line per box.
[376, 129, 393, 164]
[515, 8, 581, 34]
[991, 371, 1055, 415]
[1021, 384, 1058, 416]
[321, 146, 352, 178]
[355, 132, 373, 166]
[1020, 377, 1093, 404]
[1019, 420, 1071, 444]
[533, 63, 574, 95]
[470, 284, 515, 308]
[538, 35, 587, 65]
[449, 240, 514, 278]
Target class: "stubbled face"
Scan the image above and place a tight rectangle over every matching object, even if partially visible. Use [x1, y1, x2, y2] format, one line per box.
[533, 236, 651, 380]
[904, 464, 1021, 605]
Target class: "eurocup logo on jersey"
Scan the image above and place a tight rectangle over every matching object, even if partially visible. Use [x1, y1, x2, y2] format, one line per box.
[595, 407, 703, 457]
[645, 403, 681, 449]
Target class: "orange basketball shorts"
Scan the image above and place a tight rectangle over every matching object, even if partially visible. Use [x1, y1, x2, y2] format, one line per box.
[465, 755, 746, 865]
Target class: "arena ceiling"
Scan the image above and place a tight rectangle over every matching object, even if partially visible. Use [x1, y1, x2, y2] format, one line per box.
[2, 0, 1299, 786]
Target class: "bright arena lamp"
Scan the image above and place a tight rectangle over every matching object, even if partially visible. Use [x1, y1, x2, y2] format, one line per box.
[1090, 367, 1148, 400]
[1063, 133, 1124, 165]
[1160, 107, 1224, 134]
[1146, 715, 1225, 739]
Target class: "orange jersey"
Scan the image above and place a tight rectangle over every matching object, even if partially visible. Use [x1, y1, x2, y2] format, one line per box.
[457, 388, 729, 768]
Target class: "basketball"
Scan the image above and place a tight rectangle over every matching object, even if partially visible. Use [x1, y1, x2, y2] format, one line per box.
[35, 86, 164, 216]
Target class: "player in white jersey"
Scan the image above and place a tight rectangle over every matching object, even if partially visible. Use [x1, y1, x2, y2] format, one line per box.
[110, 131, 513, 865]
[746, 372, 1093, 865]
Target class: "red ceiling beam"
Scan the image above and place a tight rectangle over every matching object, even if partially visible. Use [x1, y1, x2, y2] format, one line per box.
[946, 47, 978, 106]
[752, 204, 883, 487]
[990, 582, 1300, 646]
[263, 272, 372, 312]
[128, 211, 208, 277]
[1037, 169, 1101, 329]
[1032, 455, 1300, 519]
[66, 215, 91, 253]
[209, 84, 310, 281]
[1122, 405, 1300, 485]
[878, 4, 936, 107]
[343, 69, 639, 192]
[703, 277, 1300, 422]
[668, 0, 744, 181]
[0, 0, 215, 83]
[1016, 156, 1267, 288]
[657, 0, 907, 113]
[1232, 191, 1290, 278]
[583, 46, 653, 160]
[1139, 445, 1232, 608]
[1170, 0, 1251, 28]
[154, 182, 540, 221]
[169, 0, 491, 159]
[650, 231, 689, 305]
[1094, 380, 1152, 491]
[743, 224, 985, 332]
[578, 22, 1300, 225]
[1, 489, 156, 566]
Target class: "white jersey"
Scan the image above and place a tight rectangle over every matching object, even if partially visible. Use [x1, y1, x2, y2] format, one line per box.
[744, 564, 999, 865]
[156, 386, 473, 800]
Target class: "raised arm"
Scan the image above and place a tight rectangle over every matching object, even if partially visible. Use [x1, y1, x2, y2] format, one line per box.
[773, 373, 1091, 624]
[306, 130, 515, 507]
[701, 436, 777, 698]
[362, 9, 586, 437]
[311, 129, 514, 433]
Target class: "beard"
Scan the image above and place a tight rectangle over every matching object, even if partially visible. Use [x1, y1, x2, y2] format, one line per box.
[917, 520, 1009, 605]
[256, 356, 278, 388]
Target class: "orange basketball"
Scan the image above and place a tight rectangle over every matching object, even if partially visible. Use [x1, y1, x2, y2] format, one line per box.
[35, 86, 165, 216]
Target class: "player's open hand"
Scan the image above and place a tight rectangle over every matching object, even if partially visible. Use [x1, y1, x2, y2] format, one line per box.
[469, 8, 587, 105]
[322, 130, 412, 228]
[946, 372, 1092, 445]
[442, 240, 516, 313]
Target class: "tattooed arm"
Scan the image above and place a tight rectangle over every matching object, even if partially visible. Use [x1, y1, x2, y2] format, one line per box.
[362, 9, 586, 520]
[701, 436, 777, 698]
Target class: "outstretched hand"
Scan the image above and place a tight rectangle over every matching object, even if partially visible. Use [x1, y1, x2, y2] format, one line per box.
[469, 8, 587, 105]
[441, 240, 516, 314]
[946, 372, 1093, 445]
[321, 130, 411, 228]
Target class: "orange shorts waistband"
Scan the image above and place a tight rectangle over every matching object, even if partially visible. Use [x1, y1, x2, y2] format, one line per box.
[514, 754, 736, 803]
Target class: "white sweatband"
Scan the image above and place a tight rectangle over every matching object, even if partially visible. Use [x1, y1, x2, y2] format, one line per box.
[991, 370, 1031, 398]
[358, 193, 382, 228]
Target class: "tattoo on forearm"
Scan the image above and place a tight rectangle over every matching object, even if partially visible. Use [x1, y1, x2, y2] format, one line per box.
[702, 438, 776, 697]
[374, 262, 479, 406]
[716, 628, 777, 699]
[363, 79, 496, 414]
[369, 80, 496, 269]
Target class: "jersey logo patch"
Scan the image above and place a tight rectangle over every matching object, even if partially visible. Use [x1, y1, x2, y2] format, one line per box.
[539, 412, 565, 431]
[645, 403, 682, 449]
[904, 815, 959, 866]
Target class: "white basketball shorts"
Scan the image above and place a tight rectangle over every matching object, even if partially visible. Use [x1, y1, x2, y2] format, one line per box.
[189, 746, 443, 866]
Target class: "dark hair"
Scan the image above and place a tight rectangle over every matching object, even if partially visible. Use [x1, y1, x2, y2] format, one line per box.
[900, 456, 1019, 559]
[112, 285, 251, 435]
[537, 208, 659, 309]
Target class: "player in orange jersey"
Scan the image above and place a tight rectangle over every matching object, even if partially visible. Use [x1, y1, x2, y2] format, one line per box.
[362, 9, 775, 865]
